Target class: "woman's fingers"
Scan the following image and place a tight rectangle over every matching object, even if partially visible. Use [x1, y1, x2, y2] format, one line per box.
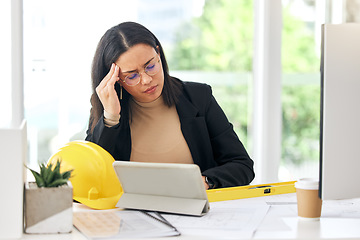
[97, 63, 116, 89]
[95, 63, 122, 116]
[109, 64, 120, 85]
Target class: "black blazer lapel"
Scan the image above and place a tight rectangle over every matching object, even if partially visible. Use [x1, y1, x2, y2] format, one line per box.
[176, 89, 216, 171]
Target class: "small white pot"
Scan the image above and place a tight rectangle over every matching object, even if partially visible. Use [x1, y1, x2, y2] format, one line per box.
[24, 181, 73, 234]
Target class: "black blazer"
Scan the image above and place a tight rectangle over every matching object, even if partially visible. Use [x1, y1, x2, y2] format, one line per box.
[86, 81, 255, 188]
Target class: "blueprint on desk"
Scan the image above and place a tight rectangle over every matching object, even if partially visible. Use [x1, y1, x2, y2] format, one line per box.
[163, 202, 270, 239]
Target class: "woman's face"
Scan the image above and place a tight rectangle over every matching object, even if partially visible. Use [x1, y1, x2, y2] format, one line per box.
[115, 43, 164, 103]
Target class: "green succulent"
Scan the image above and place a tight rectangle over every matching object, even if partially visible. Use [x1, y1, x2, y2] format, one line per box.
[27, 158, 73, 188]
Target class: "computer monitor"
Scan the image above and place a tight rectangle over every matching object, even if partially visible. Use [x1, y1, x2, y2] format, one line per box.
[319, 23, 360, 200]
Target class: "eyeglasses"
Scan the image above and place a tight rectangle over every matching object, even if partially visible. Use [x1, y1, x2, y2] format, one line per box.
[120, 55, 161, 86]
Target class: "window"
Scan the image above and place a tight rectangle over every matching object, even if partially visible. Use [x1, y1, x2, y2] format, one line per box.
[22, 0, 359, 182]
[280, 0, 322, 180]
[280, 0, 360, 181]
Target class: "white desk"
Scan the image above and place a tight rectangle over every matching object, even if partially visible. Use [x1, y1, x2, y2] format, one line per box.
[20, 193, 360, 240]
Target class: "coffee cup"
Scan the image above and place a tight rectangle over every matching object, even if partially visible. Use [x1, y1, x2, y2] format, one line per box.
[295, 178, 322, 220]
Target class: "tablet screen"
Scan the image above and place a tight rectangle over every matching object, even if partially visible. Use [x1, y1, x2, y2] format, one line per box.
[113, 161, 208, 200]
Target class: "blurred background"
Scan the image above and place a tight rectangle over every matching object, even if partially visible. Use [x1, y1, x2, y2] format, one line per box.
[1, 0, 359, 182]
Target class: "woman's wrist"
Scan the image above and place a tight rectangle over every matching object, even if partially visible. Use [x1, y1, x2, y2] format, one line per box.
[104, 110, 120, 127]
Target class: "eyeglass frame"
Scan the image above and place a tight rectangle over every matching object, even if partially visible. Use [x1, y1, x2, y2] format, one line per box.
[119, 54, 161, 86]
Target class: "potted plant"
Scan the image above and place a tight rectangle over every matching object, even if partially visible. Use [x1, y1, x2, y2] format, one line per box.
[24, 158, 73, 234]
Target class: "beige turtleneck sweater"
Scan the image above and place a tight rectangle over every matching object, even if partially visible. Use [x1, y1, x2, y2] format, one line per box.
[104, 96, 194, 164]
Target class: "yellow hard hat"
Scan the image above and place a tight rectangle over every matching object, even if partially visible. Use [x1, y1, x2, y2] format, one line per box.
[48, 140, 123, 209]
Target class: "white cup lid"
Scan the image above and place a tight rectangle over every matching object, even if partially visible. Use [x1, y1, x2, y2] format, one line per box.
[295, 178, 319, 190]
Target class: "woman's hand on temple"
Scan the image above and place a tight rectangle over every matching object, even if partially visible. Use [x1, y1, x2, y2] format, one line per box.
[96, 63, 122, 116]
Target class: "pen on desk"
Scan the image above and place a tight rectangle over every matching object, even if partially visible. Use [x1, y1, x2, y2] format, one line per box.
[154, 212, 179, 231]
[142, 211, 180, 234]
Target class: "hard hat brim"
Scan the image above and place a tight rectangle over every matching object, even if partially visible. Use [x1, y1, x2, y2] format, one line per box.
[74, 193, 123, 210]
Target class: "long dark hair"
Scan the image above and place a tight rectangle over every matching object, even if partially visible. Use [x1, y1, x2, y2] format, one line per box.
[88, 22, 182, 132]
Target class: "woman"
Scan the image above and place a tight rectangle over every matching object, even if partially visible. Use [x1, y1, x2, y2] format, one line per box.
[86, 21, 254, 189]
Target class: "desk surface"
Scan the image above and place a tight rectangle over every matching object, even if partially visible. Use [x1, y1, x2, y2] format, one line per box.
[21, 193, 360, 240]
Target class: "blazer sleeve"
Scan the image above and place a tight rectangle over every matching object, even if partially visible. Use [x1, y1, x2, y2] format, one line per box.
[85, 115, 131, 161]
[200, 85, 255, 188]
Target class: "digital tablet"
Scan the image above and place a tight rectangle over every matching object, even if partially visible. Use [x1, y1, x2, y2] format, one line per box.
[112, 161, 210, 216]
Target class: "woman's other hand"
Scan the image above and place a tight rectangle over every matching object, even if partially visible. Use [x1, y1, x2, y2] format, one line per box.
[96, 63, 122, 116]
[202, 176, 210, 190]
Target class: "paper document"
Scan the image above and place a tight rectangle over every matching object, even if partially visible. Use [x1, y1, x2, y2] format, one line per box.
[73, 210, 180, 239]
[163, 204, 269, 239]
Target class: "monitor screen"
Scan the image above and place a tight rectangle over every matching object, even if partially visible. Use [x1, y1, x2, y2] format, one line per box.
[319, 23, 360, 200]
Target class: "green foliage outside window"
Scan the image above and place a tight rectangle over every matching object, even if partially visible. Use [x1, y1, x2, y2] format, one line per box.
[282, 80, 320, 165]
[170, 0, 253, 71]
[169, 0, 321, 165]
